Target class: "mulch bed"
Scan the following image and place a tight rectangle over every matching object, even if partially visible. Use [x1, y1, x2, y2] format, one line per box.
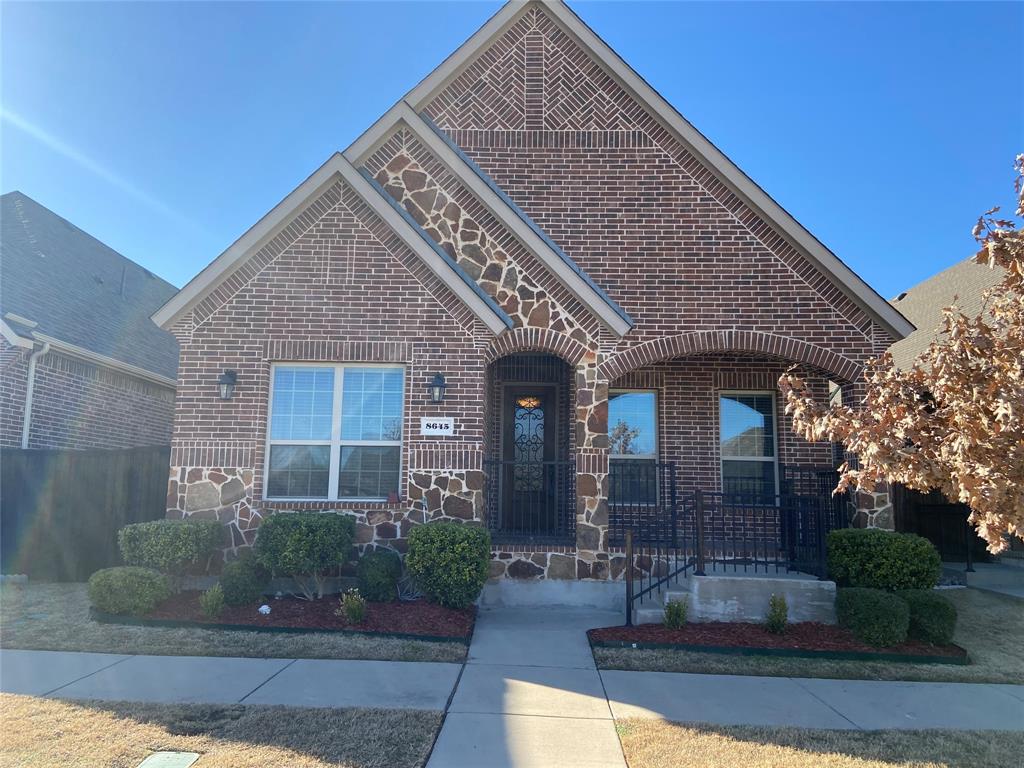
[144, 591, 475, 640]
[588, 622, 967, 662]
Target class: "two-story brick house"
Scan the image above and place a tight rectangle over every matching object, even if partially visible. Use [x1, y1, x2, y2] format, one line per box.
[153, 0, 913, 584]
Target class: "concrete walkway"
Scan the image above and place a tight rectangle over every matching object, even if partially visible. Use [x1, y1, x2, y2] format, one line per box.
[427, 608, 627, 768]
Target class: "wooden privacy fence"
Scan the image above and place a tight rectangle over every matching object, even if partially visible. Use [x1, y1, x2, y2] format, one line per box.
[1, 445, 170, 581]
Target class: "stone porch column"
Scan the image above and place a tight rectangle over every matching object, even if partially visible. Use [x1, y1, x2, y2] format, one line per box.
[575, 357, 611, 578]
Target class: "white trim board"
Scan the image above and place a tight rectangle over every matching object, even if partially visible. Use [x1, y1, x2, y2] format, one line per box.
[402, 0, 914, 340]
[151, 154, 510, 335]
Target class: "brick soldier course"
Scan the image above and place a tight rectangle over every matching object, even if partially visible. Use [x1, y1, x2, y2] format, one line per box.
[154, 1, 910, 573]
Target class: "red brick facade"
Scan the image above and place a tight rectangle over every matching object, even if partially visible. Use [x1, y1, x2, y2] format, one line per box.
[162, 2, 902, 574]
[0, 336, 174, 450]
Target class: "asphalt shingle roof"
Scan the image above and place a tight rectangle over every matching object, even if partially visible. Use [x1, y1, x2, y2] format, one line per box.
[1, 191, 179, 380]
[888, 256, 1004, 369]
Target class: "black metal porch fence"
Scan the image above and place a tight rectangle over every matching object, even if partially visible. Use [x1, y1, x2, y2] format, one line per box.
[483, 458, 576, 545]
[614, 462, 847, 625]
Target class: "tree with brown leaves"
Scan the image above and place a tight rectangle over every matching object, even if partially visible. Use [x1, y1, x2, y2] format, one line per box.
[780, 156, 1023, 552]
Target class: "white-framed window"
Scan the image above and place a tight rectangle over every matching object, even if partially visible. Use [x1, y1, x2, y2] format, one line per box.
[719, 391, 778, 499]
[608, 389, 658, 504]
[265, 363, 404, 501]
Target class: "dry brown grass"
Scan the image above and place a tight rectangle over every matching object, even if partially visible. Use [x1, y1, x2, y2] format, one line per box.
[0, 582, 465, 663]
[0, 694, 442, 768]
[616, 719, 1024, 768]
[596, 588, 1024, 684]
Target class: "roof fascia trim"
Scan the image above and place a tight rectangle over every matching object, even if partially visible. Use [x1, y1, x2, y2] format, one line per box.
[0, 318, 34, 349]
[152, 155, 510, 335]
[403, 0, 913, 340]
[30, 331, 177, 388]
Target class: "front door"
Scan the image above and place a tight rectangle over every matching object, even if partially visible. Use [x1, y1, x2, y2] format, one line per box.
[501, 385, 558, 537]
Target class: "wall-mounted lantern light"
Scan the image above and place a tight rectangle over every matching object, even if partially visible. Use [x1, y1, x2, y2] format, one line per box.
[218, 369, 238, 400]
[427, 373, 447, 404]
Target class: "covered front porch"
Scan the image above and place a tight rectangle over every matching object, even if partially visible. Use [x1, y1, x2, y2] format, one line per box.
[480, 340, 860, 585]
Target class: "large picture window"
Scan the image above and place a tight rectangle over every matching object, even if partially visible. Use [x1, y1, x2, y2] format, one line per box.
[266, 364, 404, 501]
[720, 392, 777, 499]
[608, 390, 658, 505]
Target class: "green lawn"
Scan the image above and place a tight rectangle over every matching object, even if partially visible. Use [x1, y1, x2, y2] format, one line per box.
[595, 588, 1024, 684]
[0, 582, 465, 663]
[0, 694, 442, 768]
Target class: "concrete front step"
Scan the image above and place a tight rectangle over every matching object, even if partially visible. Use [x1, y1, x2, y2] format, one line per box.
[632, 572, 837, 625]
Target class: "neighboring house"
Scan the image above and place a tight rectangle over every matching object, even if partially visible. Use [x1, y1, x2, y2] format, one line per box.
[888, 256, 1006, 561]
[1, 191, 178, 450]
[889, 255, 1004, 369]
[153, 0, 913, 575]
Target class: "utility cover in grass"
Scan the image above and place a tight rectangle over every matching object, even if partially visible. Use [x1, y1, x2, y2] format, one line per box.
[136, 752, 200, 768]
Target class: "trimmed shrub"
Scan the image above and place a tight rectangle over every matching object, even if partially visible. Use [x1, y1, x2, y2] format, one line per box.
[765, 593, 788, 635]
[220, 552, 269, 607]
[836, 587, 910, 647]
[827, 528, 941, 591]
[88, 567, 170, 616]
[254, 513, 355, 600]
[898, 589, 958, 645]
[335, 588, 367, 624]
[664, 598, 688, 629]
[199, 584, 225, 619]
[406, 523, 489, 609]
[118, 519, 224, 578]
[357, 550, 402, 603]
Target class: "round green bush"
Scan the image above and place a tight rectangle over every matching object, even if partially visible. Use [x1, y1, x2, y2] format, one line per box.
[827, 529, 941, 591]
[118, 519, 224, 575]
[220, 552, 269, 606]
[835, 587, 910, 647]
[897, 589, 958, 645]
[254, 512, 355, 599]
[357, 550, 402, 602]
[406, 523, 490, 609]
[88, 566, 170, 616]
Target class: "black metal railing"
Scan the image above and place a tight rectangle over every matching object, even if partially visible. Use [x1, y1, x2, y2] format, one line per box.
[685, 490, 831, 578]
[484, 458, 575, 544]
[619, 465, 849, 624]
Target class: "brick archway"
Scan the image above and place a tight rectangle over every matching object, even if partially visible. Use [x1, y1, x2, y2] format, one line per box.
[485, 327, 593, 367]
[599, 330, 862, 383]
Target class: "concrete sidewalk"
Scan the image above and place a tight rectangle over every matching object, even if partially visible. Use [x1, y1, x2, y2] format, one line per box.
[0, 648, 460, 710]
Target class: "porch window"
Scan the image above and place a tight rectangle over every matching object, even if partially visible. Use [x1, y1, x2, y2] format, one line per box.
[609, 390, 658, 504]
[266, 364, 404, 501]
[720, 392, 777, 499]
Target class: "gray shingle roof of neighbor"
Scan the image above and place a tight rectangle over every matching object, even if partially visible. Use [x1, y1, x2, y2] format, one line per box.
[1, 191, 180, 381]
[888, 255, 1004, 370]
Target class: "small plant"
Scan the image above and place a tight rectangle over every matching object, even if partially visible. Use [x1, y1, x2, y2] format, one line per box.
[663, 598, 688, 629]
[335, 588, 367, 624]
[827, 529, 941, 591]
[357, 550, 403, 602]
[199, 584, 225, 619]
[765, 593, 788, 634]
[898, 589, 958, 645]
[88, 567, 170, 616]
[406, 523, 490, 609]
[220, 552, 269, 606]
[835, 587, 910, 647]
[118, 519, 224, 589]
[254, 512, 355, 600]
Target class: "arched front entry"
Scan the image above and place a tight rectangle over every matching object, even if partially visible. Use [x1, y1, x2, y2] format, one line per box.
[485, 352, 575, 544]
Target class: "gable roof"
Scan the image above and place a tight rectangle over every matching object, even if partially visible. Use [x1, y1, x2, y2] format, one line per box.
[151, 154, 513, 334]
[344, 103, 633, 336]
[400, 0, 914, 341]
[1, 191, 180, 382]
[888, 257, 1003, 369]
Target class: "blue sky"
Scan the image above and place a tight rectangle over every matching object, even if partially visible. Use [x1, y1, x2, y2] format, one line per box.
[2, 1, 1021, 298]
